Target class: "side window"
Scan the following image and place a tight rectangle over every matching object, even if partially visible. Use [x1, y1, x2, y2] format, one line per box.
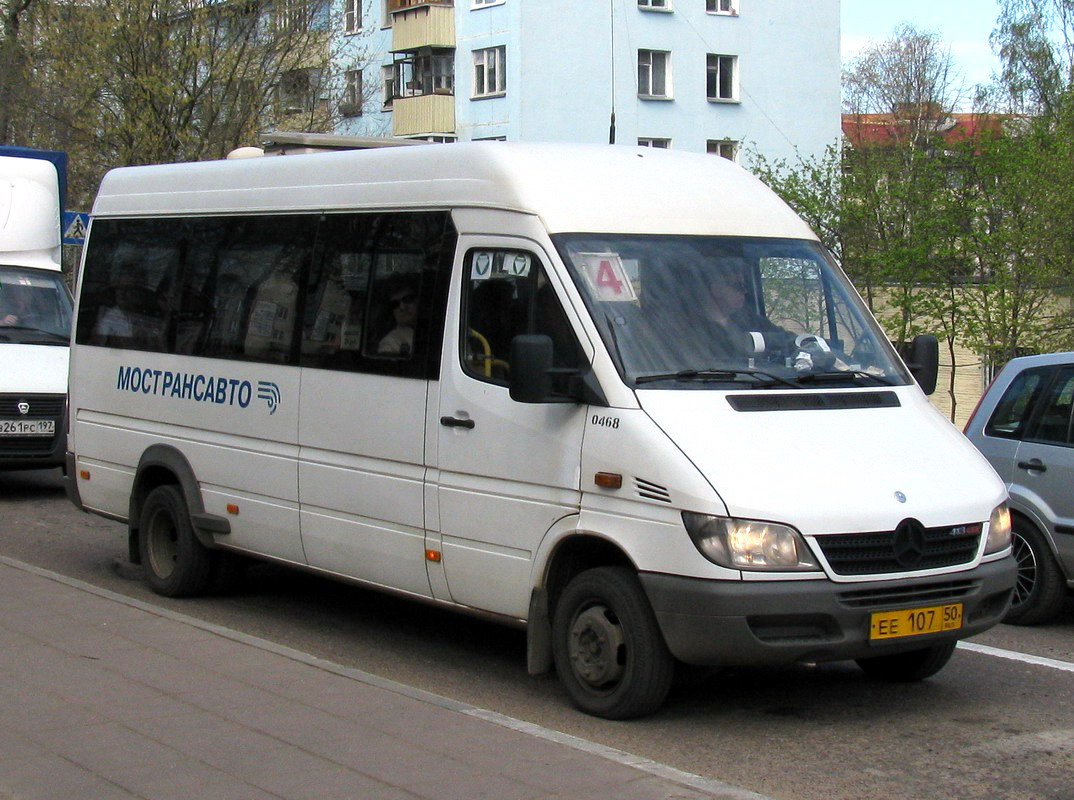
[462, 249, 584, 388]
[301, 211, 456, 379]
[985, 366, 1051, 440]
[202, 216, 314, 364]
[76, 218, 180, 351]
[1028, 366, 1074, 446]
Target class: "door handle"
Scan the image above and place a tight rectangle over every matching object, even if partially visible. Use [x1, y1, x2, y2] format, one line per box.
[440, 415, 475, 429]
[1017, 458, 1047, 473]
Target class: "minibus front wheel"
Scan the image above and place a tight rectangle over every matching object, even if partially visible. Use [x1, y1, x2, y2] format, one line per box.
[552, 567, 674, 719]
[139, 484, 214, 598]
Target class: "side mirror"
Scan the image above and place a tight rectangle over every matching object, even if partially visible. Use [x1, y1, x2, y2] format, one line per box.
[907, 334, 939, 396]
[510, 334, 554, 403]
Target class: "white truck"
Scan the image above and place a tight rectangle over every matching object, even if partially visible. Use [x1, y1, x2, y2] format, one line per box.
[0, 149, 73, 470]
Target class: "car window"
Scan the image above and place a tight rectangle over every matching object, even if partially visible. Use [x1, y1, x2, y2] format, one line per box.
[461, 248, 585, 390]
[985, 366, 1051, 439]
[1027, 366, 1074, 446]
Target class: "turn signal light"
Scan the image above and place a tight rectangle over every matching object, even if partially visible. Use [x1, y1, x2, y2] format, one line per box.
[226, 504, 240, 515]
[425, 549, 442, 563]
[594, 472, 623, 489]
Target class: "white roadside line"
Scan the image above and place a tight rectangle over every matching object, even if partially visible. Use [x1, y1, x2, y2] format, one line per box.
[958, 640, 1074, 673]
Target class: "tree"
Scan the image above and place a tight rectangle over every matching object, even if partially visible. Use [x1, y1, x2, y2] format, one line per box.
[993, 0, 1074, 117]
[7, 0, 380, 208]
[0, 0, 38, 144]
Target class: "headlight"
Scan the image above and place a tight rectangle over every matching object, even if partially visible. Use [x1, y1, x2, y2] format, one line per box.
[682, 513, 820, 571]
[984, 502, 1012, 554]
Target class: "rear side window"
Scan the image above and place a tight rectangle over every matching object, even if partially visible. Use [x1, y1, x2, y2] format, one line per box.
[985, 366, 1051, 439]
[76, 211, 456, 379]
[1028, 366, 1074, 446]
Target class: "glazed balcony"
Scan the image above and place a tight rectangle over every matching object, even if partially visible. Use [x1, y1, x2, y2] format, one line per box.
[390, 0, 455, 52]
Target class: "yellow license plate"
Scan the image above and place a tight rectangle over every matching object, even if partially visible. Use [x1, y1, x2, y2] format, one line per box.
[870, 603, 963, 641]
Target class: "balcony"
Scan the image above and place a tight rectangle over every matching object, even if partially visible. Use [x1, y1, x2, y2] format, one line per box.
[392, 93, 455, 137]
[391, 1, 455, 52]
[388, 0, 452, 11]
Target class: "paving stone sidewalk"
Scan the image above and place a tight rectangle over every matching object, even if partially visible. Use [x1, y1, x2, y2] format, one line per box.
[0, 557, 766, 800]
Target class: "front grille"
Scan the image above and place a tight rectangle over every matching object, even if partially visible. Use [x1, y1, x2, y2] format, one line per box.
[0, 395, 65, 417]
[816, 522, 982, 576]
[838, 579, 982, 608]
[0, 394, 64, 458]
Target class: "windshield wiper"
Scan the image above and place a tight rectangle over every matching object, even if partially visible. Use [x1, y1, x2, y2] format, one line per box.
[635, 367, 799, 388]
[793, 369, 895, 386]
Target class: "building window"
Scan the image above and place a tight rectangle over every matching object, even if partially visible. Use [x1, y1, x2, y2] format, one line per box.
[707, 139, 739, 160]
[278, 68, 323, 113]
[707, 53, 737, 101]
[638, 0, 670, 9]
[341, 69, 362, 117]
[395, 49, 455, 97]
[638, 50, 670, 98]
[707, 0, 738, 14]
[344, 0, 361, 32]
[473, 46, 506, 98]
[638, 138, 671, 148]
[381, 65, 395, 109]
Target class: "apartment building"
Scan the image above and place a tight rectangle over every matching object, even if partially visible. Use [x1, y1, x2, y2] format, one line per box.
[329, 0, 840, 162]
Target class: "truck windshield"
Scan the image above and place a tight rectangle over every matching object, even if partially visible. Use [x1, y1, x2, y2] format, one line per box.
[553, 235, 911, 389]
[0, 265, 73, 345]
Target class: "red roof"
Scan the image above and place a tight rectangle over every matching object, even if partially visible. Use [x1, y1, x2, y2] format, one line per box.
[842, 113, 1017, 148]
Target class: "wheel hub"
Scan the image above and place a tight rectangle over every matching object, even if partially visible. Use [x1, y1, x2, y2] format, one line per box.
[568, 605, 625, 688]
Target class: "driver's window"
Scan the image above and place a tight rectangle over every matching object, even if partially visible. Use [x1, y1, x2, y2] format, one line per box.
[462, 249, 583, 386]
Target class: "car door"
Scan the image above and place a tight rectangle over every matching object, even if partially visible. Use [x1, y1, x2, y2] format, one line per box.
[974, 364, 1053, 486]
[430, 240, 591, 618]
[1013, 365, 1074, 573]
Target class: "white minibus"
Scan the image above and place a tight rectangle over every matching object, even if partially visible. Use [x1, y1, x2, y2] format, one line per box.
[1, 153, 72, 470]
[67, 143, 1016, 718]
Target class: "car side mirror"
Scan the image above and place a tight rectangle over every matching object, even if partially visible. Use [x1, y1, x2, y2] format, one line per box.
[907, 334, 939, 396]
[510, 335, 554, 403]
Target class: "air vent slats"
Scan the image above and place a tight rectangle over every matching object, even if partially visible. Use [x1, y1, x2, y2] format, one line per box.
[634, 478, 671, 503]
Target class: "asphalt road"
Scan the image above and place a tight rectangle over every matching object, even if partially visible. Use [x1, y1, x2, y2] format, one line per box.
[2, 467, 1073, 800]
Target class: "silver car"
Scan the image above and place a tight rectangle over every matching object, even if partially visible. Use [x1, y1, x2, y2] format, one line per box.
[964, 352, 1074, 624]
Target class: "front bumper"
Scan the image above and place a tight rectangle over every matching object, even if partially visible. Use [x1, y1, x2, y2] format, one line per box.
[641, 556, 1016, 666]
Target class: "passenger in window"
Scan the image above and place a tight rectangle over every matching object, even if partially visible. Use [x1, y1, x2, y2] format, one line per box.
[704, 260, 781, 358]
[91, 269, 162, 346]
[0, 286, 42, 329]
[377, 285, 419, 356]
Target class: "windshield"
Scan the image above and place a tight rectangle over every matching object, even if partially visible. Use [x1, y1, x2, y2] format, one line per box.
[0, 265, 73, 345]
[553, 235, 911, 389]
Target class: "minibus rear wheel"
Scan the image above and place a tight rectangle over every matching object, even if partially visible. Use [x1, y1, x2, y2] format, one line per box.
[139, 484, 214, 598]
[854, 640, 956, 682]
[552, 566, 674, 719]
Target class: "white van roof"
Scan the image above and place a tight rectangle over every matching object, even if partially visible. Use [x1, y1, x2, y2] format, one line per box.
[92, 143, 816, 241]
[0, 155, 62, 271]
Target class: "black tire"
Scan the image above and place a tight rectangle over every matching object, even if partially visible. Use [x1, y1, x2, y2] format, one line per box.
[1005, 517, 1066, 626]
[138, 485, 214, 598]
[855, 640, 956, 682]
[552, 566, 674, 719]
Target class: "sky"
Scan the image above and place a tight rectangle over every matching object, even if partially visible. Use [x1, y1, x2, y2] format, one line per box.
[841, 0, 1006, 105]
